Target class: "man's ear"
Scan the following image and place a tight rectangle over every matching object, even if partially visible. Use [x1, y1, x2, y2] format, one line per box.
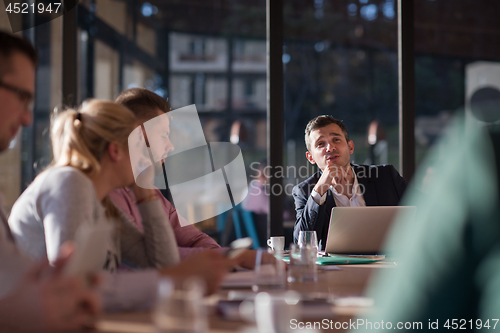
[305, 151, 316, 165]
[107, 142, 122, 162]
[348, 140, 355, 155]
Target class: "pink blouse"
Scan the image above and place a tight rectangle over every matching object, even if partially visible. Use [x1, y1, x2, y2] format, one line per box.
[109, 188, 220, 259]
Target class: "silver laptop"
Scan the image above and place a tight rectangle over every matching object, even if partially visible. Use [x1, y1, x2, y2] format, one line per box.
[324, 206, 416, 254]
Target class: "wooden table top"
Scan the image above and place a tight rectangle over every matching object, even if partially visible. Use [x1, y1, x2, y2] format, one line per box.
[92, 261, 396, 333]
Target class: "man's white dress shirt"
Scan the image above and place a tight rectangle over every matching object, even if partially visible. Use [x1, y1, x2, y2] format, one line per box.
[311, 169, 367, 207]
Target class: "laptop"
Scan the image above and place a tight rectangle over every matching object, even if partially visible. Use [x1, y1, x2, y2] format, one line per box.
[323, 206, 416, 254]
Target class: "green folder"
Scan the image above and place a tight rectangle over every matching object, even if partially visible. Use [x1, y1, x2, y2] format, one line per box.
[282, 254, 378, 265]
[315, 255, 377, 265]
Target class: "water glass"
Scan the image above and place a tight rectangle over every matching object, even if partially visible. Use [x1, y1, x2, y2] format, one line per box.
[154, 277, 207, 333]
[298, 231, 319, 253]
[254, 291, 301, 333]
[287, 243, 318, 283]
[252, 248, 286, 292]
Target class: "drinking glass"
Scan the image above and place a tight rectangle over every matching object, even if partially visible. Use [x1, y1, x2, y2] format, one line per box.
[252, 248, 286, 292]
[287, 243, 318, 283]
[298, 231, 319, 253]
[254, 291, 300, 333]
[154, 277, 207, 333]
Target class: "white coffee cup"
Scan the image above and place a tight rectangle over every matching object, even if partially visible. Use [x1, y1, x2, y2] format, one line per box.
[267, 236, 285, 252]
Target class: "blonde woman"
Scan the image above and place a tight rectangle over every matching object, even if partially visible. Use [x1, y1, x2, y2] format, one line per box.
[9, 100, 180, 270]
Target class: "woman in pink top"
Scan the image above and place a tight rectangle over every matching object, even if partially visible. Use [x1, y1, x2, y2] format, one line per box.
[109, 88, 271, 268]
[110, 88, 220, 260]
[109, 187, 220, 259]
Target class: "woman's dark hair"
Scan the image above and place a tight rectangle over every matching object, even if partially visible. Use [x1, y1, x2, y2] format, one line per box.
[115, 88, 171, 121]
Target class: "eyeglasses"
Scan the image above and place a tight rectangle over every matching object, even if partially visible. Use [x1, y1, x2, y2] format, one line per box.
[0, 80, 34, 111]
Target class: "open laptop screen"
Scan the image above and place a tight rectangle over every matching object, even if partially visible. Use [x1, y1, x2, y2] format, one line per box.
[324, 206, 416, 255]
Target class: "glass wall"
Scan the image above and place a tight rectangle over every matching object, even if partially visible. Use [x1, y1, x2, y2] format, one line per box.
[17, 0, 268, 243]
[31, 20, 63, 178]
[283, 0, 500, 194]
[169, 32, 229, 111]
[414, 0, 500, 169]
[94, 40, 120, 100]
[282, 0, 399, 222]
[2, 0, 498, 238]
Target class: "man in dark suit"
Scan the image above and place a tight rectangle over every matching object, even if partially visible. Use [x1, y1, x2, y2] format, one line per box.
[292, 115, 407, 249]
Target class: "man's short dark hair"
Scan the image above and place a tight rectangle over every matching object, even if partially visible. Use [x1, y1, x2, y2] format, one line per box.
[115, 88, 171, 121]
[305, 115, 350, 151]
[0, 31, 38, 78]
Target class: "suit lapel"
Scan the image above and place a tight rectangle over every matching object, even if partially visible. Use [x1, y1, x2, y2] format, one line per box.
[354, 165, 378, 206]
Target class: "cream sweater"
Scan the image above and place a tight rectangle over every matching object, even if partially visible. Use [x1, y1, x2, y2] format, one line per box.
[8, 166, 179, 271]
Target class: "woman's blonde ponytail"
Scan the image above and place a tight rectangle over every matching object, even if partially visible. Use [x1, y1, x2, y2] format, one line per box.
[50, 100, 137, 218]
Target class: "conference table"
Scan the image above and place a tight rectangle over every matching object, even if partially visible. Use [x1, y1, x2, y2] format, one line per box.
[93, 261, 396, 333]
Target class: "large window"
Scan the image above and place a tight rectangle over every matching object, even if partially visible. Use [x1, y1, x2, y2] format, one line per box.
[414, 0, 500, 167]
[5, 0, 268, 241]
[281, 0, 399, 222]
[1, 0, 499, 238]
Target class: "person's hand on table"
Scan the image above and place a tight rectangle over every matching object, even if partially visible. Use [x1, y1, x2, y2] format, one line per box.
[159, 250, 233, 295]
[230, 249, 277, 270]
[0, 243, 102, 332]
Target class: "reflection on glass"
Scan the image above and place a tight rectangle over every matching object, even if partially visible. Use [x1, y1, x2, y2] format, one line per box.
[94, 40, 120, 101]
[94, 0, 127, 34]
[233, 39, 266, 72]
[414, 0, 500, 173]
[232, 79, 266, 110]
[170, 33, 227, 72]
[123, 60, 154, 93]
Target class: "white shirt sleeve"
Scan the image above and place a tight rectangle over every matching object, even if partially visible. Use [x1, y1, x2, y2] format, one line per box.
[311, 189, 328, 205]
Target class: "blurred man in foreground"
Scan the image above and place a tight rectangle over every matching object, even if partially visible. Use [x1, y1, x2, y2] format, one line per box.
[0, 30, 100, 331]
[355, 117, 500, 332]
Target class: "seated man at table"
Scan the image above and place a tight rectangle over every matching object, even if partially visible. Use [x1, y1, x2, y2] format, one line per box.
[0, 30, 100, 331]
[293, 115, 408, 250]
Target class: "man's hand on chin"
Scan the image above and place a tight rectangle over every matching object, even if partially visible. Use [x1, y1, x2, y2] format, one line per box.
[330, 164, 352, 186]
[314, 164, 352, 196]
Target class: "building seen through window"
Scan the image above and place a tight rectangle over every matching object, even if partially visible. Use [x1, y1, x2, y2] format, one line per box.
[0, 0, 498, 242]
